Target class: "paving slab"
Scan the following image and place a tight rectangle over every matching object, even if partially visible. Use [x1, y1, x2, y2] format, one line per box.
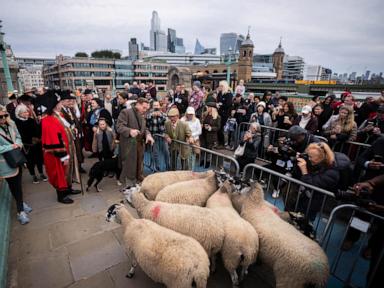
[67, 231, 127, 281]
[17, 251, 74, 288]
[79, 193, 108, 214]
[68, 270, 115, 288]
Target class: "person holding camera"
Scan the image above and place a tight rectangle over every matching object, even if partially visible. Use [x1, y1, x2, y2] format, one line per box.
[236, 122, 262, 172]
[296, 142, 351, 222]
[357, 104, 384, 144]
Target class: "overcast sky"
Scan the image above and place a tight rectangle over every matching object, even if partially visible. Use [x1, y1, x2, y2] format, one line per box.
[1, 0, 383, 75]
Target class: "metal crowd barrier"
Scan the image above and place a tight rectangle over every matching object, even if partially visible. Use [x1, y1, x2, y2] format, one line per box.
[242, 163, 336, 239]
[320, 204, 384, 288]
[331, 140, 371, 163]
[234, 122, 328, 161]
[150, 134, 241, 177]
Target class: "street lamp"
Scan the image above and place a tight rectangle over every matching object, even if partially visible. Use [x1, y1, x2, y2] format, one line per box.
[225, 47, 232, 85]
[0, 21, 15, 95]
[111, 70, 116, 97]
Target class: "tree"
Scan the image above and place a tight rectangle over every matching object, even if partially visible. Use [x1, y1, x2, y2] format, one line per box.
[75, 52, 88, 57]
[91, 50, 121, 59]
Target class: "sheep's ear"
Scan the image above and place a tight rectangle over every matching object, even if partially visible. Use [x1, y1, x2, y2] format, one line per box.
[120, 200, 125, 204]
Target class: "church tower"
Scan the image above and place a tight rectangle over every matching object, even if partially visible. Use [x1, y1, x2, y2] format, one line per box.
[237, 30, 254, 83]
[272, 38, 285, 80]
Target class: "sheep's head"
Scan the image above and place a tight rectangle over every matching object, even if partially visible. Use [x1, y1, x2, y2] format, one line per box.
[106, 203, 124, 223]
[124, 184, 141, 205]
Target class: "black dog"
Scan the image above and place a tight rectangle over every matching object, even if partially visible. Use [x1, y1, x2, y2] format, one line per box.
[86, 158, 121, 192]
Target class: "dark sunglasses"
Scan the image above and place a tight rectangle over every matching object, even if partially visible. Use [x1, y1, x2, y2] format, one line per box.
[0, 114, 9, 119]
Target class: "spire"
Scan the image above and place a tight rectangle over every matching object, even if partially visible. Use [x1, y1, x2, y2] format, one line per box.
[274, 37, 284, 54]
[242, 26, 254, 47]
[279, 36, 282, 48]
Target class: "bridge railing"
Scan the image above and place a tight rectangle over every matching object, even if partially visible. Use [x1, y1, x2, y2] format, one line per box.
[0, 181, 12, 288]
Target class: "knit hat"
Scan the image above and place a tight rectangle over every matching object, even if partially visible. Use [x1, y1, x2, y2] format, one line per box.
[257, 101, 266, 109]
[168, 107, 180, 117]
[193, 81, 201, 88]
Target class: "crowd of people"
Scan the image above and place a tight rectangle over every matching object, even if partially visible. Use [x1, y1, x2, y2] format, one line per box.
[0, 80, 383, 285]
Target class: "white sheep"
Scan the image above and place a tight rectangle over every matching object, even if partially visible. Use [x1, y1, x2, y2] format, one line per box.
[127, 170, 211, 200]
[130, 189, 225, 271]
[230, 181, 329, 288]
[155, 170, 218, 206]
[106, 203, 210, 288]
[206, 181, 259, 286]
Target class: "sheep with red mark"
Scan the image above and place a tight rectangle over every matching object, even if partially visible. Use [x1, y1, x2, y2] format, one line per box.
[229, 182, 329, 288]
[130, 188, 225, 272]
[106, 204, 210, 288]
[155, 170, 218, 206]
[125, 170, 211, 201]
[206, 181, 259, 287]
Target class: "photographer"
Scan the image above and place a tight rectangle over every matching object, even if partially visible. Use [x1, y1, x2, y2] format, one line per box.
[236, 122, 262, 172]
[296, 142, 351, 222]
[357, 104, 384, 144]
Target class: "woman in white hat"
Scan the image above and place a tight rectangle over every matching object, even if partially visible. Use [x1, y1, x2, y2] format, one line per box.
[250, 101, 272, 127]
[181, 106, 202, 156]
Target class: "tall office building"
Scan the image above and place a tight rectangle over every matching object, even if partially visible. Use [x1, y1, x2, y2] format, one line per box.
[220, 33, 245, 55]
[149, 11, 167, 52]
[168, 28, 176, 52]
[283, 55, 305, 80]
[128, 38, 139, 60]
[194, 39, 205, 54]
[175, 38, 185, 53]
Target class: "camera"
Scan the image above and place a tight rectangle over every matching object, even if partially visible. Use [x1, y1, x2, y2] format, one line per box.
[298, 152, 309, 162]
[336, 188, 375, 207]
[278, 138, 296, 160]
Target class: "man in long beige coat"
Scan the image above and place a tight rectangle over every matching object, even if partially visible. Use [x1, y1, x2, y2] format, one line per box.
[116, 98, 154, 189]
[164, 108, 193, 170]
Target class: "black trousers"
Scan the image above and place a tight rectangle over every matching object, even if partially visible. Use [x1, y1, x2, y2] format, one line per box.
[5, 168, 24, 212]
[25, 143, 44, 176]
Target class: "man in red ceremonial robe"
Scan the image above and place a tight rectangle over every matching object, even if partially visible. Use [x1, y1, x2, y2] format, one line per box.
[41, 90, 81, 204]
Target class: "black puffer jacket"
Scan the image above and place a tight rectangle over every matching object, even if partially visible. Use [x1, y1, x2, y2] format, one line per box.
[300, 152, 351, 193]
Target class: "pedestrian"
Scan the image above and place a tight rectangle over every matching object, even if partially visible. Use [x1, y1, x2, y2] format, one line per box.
[201, 102, 221, 150]
[40, 90, 81, 204]
[189, 81, 205, 118]
[181, 106, 202, 156]
[217, 80, 233, 147]
[0, 105, 32, 224]
[164, 108, 193, 170]
[116, 98, 154, 189]
[14, 103, 47, 184]
[92, 118, 116, 161]
[173, 84, 189, 115]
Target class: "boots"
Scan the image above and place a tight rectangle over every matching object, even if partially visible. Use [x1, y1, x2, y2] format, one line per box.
[57, 189, 74, 204]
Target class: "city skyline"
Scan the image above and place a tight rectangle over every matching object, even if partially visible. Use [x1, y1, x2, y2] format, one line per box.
[1, 0, 383, 75]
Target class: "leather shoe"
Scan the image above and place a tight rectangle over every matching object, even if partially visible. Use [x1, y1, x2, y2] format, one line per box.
[68, 189, 81, 195]
[58, 196, 74, 204]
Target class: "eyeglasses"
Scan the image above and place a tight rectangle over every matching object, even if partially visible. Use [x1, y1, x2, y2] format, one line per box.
[0, 114, 9, 119]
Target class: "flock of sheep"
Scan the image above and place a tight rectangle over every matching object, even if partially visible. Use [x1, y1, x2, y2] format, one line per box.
[106, 170, 329, 288]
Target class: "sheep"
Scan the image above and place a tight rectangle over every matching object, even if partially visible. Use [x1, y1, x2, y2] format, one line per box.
[206, 181, 259, 287]
[155, 170, 218, 206]
[126, 170, 211, 200]
[106, 203, 210, 288]
[229, 181, 329, 288]
[130, 189, 225, 271]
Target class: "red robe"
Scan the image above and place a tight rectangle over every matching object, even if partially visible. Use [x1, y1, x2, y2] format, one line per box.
[41, 114, 75, 190]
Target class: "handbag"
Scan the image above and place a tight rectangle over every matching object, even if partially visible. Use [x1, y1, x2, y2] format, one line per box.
[234, 143, 246, 157]
[0, 133, 27, 168]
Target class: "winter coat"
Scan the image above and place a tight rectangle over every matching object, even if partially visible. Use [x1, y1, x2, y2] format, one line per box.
[250, 112, 272, 127]
[239, 133, 261, 160]
[322, 115, 357, 142]
[164, 120, 192, 160]
[293, 115, 318, 134]
[92, 127, 116, 153]
[201, 112, 221, 149]
[300, 152, 351, 193]
[0, 122, 23, 179]
[217, 91, 233, 119]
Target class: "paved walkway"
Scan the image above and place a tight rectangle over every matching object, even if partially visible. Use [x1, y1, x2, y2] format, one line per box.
[7, 158, 273, 288]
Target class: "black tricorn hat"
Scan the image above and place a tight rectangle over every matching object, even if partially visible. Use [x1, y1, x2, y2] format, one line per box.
[38, 89, 61, 115]
[84, 89, 93, 95]
[18, 94, 33, 103]
[59, 90, 76, 100]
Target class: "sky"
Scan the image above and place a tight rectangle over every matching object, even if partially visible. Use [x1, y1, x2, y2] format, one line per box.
[1, 0, 383, 75]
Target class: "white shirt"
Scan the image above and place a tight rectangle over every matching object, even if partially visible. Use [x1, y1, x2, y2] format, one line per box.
[181, 117, 202, 140]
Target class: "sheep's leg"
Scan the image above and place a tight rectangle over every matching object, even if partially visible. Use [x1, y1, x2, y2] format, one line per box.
[230, 270, 239, 287]
[126, 259, 137, 278]
[210, 254, 217, 273]
[239, 266, 248, 282]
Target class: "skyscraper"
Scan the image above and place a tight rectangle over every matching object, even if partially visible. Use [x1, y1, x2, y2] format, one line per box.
[194, 39, 205, 54]
[128, 38, 139, 60]
[149, 11, 167, 51]
[220, 33, 245, 55]
[175, 38, 185, 53]
[168, 28, 176, 53]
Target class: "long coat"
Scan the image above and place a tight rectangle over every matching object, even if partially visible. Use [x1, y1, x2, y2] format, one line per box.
[201, 112, 221, 149]
[41, 113, 79, 190]
[116, 107, 148, 182]
[0, 122, 23, 179]
[164, 120, 192, 160]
